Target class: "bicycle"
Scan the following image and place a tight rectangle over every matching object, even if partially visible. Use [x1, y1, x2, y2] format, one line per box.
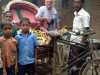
[57, 31, 100, 75]
[79, 37, 100, 75]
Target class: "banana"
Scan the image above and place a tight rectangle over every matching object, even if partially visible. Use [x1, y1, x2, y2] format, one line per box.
[32, 29, 51, 45]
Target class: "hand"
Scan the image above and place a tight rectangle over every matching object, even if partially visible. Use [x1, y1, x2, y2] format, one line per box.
[3, 69, 7, 75]
[81, 36, 88, 44]
[40, 27, 48, 33]
[76, 31, 80, 35]
[45, 16, 51, 22]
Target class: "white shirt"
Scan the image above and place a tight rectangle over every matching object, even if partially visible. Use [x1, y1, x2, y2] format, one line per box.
[36, 6, 59, 30]
[70, 8, 90, 43]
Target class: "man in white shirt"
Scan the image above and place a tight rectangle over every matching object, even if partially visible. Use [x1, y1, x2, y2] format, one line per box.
[68, 0, 90, 75]
[70, 8, 90, 44]
[36, 0, 59, 31]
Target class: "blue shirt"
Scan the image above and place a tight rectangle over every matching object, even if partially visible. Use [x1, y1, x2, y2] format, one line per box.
[15, 32, 38, 65]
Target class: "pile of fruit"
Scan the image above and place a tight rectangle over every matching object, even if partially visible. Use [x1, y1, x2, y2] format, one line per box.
[32, 26, 68, 46]
[32, 29, 51, 46]
[58, 26, 68, 35]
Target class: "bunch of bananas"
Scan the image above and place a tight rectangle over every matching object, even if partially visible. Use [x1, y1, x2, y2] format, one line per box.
[58, 26, 68, 35]
[32, 29, 51, 45]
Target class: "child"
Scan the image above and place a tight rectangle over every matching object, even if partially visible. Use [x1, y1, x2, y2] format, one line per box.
[1, 11, 18, 37]
[15, 17, 38, 75]
[0, 23, 17, 75]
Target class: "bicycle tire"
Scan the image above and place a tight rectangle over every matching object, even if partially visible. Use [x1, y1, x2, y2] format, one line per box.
[80, 60, 100, 75]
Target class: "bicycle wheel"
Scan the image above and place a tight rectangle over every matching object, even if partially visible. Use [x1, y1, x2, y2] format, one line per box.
[80, 60, 100, 75]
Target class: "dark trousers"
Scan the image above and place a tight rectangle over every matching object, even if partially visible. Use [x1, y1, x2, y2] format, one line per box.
[18, 63, 35, 75]
[68, 43, 89, 75]
[6, 65, 15, 75]
[0, 68, 3, 75]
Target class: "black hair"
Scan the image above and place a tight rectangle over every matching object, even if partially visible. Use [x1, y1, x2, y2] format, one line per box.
[73, 0, 85, 3]
[1, 23, 12, 29]
[20, 17, 31, 25]
[3, 11, 11, 15]
[81, 0, 85, 3]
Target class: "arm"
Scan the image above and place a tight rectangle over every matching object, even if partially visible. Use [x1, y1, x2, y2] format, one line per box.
[52, 8, 60, 30]
[32, 34, 38, 63]
[13, 39, 17, 65]
[1, 49, 7, 75]
[83, 15, 90, 28]
[35, 6, 49, 30]
[15, 35, 19, 71]
[35, 6, 47, 21]
[0, 38, 6, 74]
[81, 15, 90, 43]
[55, 13, 60, 29]
[33, 34, 38, 49]
[35, 16, 47, 22]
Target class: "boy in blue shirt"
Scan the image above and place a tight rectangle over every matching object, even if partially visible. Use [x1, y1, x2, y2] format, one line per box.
[15, 18, 38, 75]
